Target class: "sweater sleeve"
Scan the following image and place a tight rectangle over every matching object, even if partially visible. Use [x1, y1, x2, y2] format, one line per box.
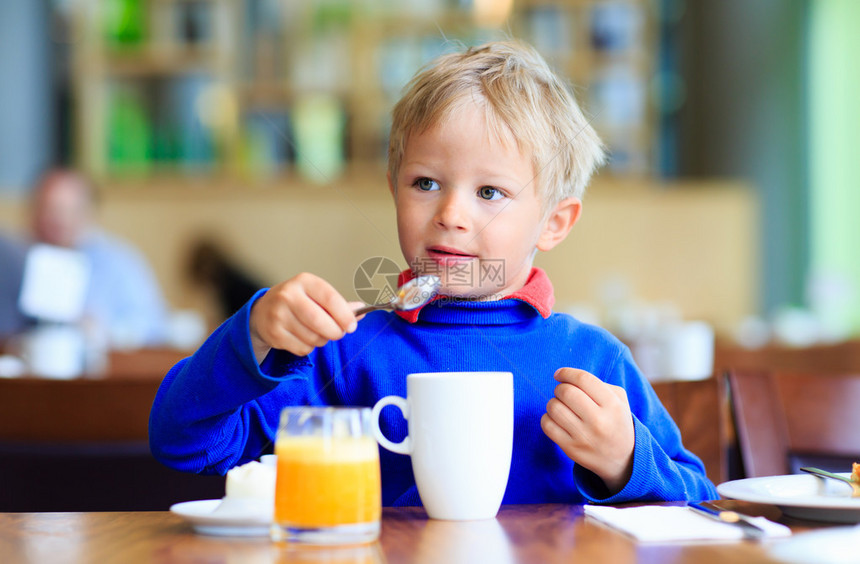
[148, 289, 317, 475]
[574, 347, 719, 503]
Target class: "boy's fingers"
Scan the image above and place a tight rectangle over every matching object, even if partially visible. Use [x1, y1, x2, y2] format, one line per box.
[288, 297, 343, 342]
[554, 368, 617, 407]
[302, 278, 358, 335]
[276, 331, 316, 358]
[322, 297, 359, 334]
[279, 313, 328, 349]
[553, 383, 598, 421]
[346, 301, 367, 323]
[540, 413, 573, 445]
[262, 314, 319, 356]
[290, 286, 352, 339]
[546, 397, 583, 433]
[609, 384, 628, 404]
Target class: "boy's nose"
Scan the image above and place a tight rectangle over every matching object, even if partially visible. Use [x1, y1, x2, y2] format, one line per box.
[433, 191, 470, 231]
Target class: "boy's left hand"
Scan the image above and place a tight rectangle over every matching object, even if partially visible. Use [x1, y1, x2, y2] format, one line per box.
[540, 368, 635, 495]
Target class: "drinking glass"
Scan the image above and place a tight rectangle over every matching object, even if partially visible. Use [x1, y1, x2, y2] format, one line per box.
[271, 407, 381, 544]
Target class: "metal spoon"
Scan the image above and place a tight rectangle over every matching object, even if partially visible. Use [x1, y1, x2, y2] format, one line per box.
[354, 275, 441, 316]
[799, 467, 860, 497]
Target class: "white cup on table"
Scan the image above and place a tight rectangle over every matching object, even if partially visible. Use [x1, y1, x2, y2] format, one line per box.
[371, 371, 514, 520]
[22, 324, 85, 379]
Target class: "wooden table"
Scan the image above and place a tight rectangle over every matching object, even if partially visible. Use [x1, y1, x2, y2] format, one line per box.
[0, 502, 833, 564]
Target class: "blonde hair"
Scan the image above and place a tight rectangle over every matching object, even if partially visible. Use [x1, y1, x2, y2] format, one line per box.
[388, 40, 605, 209]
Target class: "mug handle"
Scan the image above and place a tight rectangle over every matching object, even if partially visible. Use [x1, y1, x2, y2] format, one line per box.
[371, 396, 411, 455]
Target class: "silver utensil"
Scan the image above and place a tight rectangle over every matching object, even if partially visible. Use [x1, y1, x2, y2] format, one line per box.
[354, 275, 441, 316]
[687, 501, 767, 540]
[800, 467, 860, 497]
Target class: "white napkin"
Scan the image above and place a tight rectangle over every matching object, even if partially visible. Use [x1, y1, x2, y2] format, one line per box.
[19, 244, 90, 322]
[584, 505, 792, 543]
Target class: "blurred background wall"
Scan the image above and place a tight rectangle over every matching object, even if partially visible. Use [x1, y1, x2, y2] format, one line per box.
[677, 0, 808, 316]
[0, 0, 856, 346]
[0, 0, 54, 192]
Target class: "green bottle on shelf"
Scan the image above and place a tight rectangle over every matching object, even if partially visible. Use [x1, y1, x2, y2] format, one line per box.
[103, 0, 145, 46]
[293, 95, 345, 184]
[106, 85, 151, 175]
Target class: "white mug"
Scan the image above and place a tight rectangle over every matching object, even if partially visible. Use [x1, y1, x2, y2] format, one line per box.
[659, 321, 715, 381]
[22, 325, 86, 379]
[371, 371, 514, 520]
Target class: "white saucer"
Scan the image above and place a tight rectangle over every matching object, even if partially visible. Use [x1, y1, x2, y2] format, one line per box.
[170, 499, 272, 537]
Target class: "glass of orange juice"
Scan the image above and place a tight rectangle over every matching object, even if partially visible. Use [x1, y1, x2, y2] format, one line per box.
[271, 407, 381, 544]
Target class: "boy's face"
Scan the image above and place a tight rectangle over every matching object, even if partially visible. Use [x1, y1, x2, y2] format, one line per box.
[389, 99, 578, 299]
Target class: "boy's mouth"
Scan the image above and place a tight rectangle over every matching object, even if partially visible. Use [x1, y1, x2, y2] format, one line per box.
[427, 246, 477, 265]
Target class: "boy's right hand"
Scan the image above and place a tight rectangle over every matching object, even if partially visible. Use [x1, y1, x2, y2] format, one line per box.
[249, 273, 362, 363]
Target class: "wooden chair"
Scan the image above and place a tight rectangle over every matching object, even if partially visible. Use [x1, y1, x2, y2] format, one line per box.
[652, 378, 727, 485]
[726, 369, 860, 478]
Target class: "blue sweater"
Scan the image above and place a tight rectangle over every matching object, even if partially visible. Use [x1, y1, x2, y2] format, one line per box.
[149, 276, 717, 505]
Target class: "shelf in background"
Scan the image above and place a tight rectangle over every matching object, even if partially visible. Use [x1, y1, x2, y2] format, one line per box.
[97, 45, 229, 77]
[72, 0, 661, 184]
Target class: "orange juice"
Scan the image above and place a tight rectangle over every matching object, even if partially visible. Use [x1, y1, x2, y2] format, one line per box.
[274, 435, 381, 527]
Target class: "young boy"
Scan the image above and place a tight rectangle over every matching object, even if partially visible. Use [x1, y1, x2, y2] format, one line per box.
[150, 40, 717, 504]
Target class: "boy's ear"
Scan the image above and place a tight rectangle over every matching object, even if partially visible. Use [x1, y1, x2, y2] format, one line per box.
[536, 197, 582, 252]
[387, 172, 395, 197]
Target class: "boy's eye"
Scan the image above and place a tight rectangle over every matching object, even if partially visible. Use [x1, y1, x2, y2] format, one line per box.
[478, 186, 504, 201]
[415, 178, 440, 191]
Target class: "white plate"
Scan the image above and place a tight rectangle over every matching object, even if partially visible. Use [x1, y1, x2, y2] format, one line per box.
[767, 526, 860, 564]
[717, 474, 860, 523]
[170, 499, 272, 537]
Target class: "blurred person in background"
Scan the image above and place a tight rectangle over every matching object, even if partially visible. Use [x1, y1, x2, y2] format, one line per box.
[187, 238, 265, 322]
[0, 231, 29, 340]
[30, 168, 168, 347]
